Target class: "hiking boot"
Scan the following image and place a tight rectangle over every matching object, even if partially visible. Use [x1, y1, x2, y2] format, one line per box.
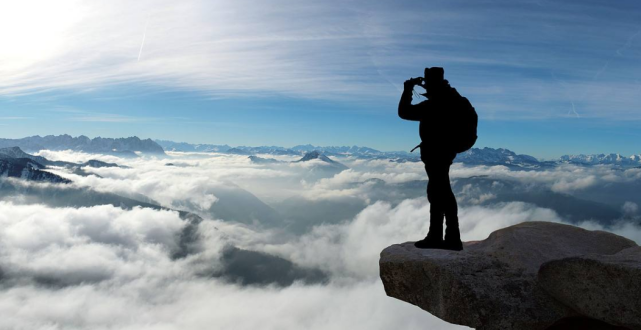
[414, 212, 444, 249]
[441, 239, 463, 251]
[414, 235, 443, 249]
[443, 219, 463, 251]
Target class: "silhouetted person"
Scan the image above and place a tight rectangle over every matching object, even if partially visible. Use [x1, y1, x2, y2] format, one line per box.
[399, 67, 477, 251]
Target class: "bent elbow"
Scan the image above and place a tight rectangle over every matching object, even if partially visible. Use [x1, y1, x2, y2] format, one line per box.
[398, 106, 410, 120]
[398, 107, 417, 121]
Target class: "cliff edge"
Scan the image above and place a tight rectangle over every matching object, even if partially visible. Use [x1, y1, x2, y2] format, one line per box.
[379, 221, 640, 330]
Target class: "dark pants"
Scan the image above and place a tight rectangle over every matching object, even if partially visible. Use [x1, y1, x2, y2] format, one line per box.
[422, 150, 459, 239]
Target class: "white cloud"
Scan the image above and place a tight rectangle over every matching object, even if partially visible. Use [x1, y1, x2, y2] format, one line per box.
[450, 163, 641, 193]
[0, 0, 390, 100]
[550, 175, 598, 193]
[576, 219, 641, 246]
[1, 198, 636, 329]
[623, 201, 639, 215]
[37, 150, 294, 211]
[0, 201, 466, 330]
[260, 200, 569, 281]
[28, 150, 641, 220]
[2, 150, 641, 329]
[0, 280, 462, 330]
[2, 1, 640, 120]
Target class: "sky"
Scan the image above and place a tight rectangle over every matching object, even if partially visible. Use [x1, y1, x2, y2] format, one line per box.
[0, 0, 640, 159]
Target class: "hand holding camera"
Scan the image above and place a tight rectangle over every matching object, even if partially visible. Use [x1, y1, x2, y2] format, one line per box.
[404, 77, 424, 89]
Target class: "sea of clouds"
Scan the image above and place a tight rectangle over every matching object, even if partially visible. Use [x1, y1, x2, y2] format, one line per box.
[0, 150, 640, 329]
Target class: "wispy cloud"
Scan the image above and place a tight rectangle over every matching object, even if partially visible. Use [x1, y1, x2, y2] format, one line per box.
[0, 0, 388, 100]
[0, 0, 639, 120]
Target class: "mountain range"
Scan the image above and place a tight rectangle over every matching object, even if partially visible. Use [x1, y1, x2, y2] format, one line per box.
[156, 140, 411, 159]
[453, 147, 556, 169]
[0, 135, 165, 156]
[1, 135, 639, 169]
[559, 154, 641, 167]
[157, 139, 640, 169]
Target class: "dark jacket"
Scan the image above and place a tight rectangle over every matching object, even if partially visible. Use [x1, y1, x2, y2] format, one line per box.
[398, 84, 467, 154]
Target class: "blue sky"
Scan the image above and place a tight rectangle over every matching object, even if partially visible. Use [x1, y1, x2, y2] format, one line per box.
[0, 0, 640, 158]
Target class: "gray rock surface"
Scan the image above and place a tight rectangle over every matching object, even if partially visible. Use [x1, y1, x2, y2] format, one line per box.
[539, 246, 641, 330]
[379, 221, 638, 330]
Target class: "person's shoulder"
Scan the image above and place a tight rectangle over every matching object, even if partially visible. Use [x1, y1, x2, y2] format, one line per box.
[450, 88, 470, 103]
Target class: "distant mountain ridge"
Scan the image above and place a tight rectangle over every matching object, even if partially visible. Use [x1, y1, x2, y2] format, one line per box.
[6, 137, 638, 168]
[453, 147, 554, 169]
[156, 139, 641, 168]
[249, 151, 349, 171]
[155, 140, 559, 168]
[155, 139, 231, 153]
[156, 140, 416, 159]
[560, 153, 641, 167]
[0, 135, 165, 155]
[291, 144, 383, 156]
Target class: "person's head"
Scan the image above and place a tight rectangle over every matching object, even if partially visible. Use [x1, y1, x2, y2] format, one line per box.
[421, 67, 448, 98]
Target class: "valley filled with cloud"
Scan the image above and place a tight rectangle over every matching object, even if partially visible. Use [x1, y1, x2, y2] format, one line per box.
[1, 146, 640, 329]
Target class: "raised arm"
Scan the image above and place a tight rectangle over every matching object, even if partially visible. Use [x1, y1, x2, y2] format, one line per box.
[398, 78, 428, 121]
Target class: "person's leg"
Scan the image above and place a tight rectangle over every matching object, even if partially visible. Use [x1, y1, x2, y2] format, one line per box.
[415, 162, 444, 248]
[426, 164, 444, 240]
[442, 161, 463, 251]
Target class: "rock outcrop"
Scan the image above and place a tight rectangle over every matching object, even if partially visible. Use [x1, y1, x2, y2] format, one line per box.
[539, 246, 641, 329]
[379, 221, 640, 330]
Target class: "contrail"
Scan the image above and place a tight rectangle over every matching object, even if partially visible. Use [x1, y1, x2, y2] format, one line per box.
[377, 68, 403, 93]
[592, 60, 610, 80]
[138, 15, 150, 61]
[616, 29, 641, 56]
[569, 101, 580, 118]
[551, 72, 581, 117]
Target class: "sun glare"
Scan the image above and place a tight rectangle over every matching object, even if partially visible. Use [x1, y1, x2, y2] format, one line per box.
[0, 1, 84, 69]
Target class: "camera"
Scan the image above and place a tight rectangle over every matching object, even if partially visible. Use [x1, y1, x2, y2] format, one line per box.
[409, 77, 424, 86]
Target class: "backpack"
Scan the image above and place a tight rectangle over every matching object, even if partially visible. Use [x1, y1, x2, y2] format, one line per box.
[450, 96, 478, 153]
[409, 91, 478, 155]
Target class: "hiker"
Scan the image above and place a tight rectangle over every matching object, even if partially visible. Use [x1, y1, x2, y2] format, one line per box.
[398, 67, 477, 251]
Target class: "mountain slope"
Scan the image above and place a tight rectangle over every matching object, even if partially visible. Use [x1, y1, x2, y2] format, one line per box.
[295, 151, 348, 170]
[454, 147, 546, 168]
[0, 158, 71, 183]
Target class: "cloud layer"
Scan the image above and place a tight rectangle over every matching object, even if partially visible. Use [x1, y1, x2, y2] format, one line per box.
[1, 150, 641, 329]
